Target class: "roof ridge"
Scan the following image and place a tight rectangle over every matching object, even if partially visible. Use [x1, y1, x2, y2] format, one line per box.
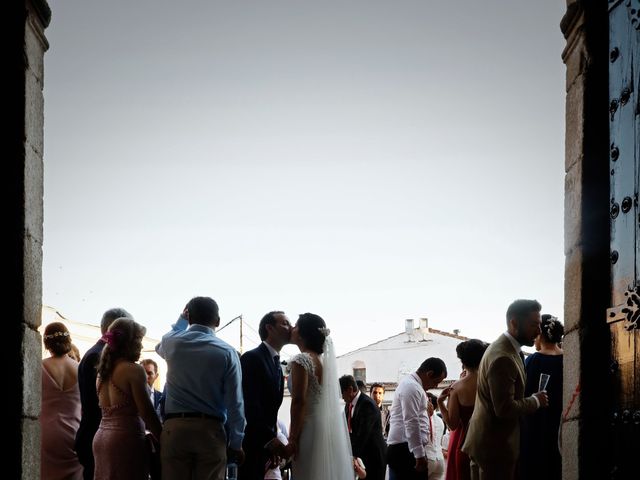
[427, 327, 469, 341]
[337, 326, 470, 358]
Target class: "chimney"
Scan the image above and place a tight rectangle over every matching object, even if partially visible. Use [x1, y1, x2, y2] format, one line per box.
[405, 319, 414, 334]
[419, 318, 428, 330]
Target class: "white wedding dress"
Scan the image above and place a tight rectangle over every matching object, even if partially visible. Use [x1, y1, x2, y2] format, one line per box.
[288, 338, 354, 480]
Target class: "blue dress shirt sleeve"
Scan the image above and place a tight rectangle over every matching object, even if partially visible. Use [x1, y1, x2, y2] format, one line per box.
[224, 351, 246, 450]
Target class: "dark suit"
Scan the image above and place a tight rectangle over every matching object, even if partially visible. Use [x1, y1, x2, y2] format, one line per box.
[239, 343, 284, 480]
[152, 389, 162, 411]
[75, 340, 105, 480]
[346, 393, 387, 480]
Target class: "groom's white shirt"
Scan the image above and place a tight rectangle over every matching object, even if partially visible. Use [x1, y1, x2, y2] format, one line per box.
[349, 391, 361, 415]
[263, 340, 279, 358]
[387, 372, 431, 459]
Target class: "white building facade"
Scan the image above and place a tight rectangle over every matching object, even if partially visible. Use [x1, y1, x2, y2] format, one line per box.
[335, 318, 478, 405]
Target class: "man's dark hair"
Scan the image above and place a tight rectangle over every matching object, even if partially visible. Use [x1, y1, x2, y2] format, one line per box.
[505, 299, 542, 325]
[141, 358, 159, 373]
[186, 297, 219, 327]
[417, 357, 447, 377]
[339, 374, 358, 392]
[370, 383, 385, 395]
[101, 307, 132, 334]
[258, 311, 285, 340]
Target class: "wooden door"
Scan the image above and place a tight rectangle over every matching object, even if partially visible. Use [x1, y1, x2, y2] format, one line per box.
[607, 1, 640, 478]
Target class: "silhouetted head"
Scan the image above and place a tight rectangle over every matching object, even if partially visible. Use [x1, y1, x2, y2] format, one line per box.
[101, 307, 132, 334]
[186, 297, 220, 328]
[456, 339, 489, 371]
[43, 322, 72, 356]
[291, 313, 327, 354]
[506, 299, 542, 347]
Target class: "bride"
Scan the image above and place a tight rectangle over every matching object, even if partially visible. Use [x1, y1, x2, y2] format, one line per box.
[284, 313, 355, 479]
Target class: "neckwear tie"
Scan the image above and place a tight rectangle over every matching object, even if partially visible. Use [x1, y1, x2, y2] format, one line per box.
[347, 402, 353, 433]
[274, 355, 281, 375]
[519, 351, 525, 366]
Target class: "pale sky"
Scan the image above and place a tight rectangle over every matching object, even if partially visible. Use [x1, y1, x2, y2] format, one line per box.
[43, 1, 567, 360]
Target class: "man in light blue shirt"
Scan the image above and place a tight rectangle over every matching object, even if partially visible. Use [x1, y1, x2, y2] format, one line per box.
[157, 296, 246, 480]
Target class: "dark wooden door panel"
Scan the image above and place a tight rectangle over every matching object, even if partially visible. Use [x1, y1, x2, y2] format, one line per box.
[608, 2, 640, 478]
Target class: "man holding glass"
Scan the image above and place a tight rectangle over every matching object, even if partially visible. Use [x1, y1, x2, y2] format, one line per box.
[462, 299, 549, 480]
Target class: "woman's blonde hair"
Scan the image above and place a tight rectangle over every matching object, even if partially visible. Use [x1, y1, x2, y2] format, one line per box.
[96, 317, 146, 382]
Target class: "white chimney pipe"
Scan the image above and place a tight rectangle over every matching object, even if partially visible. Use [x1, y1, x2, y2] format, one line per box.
[419, 318, 428, 330]
[405, 319, 414, 335]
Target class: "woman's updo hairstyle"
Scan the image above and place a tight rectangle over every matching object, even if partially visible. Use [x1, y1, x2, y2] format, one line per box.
[456, 339, 488, 370]
[97, 317, 146, 382]
[540, 314, 564, 344]
[43, 322, 72, 356]
[296, 313, 327, 354]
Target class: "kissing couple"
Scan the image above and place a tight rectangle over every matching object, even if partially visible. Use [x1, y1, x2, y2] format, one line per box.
[239, 312, 354, 480]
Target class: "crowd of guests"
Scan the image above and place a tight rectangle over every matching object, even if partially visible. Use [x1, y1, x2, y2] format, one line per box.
[39, 298, 564, 480]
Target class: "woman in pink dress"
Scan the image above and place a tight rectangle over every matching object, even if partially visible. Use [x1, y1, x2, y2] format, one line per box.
[40, 322, 83, 480]
[92, 317, 162, 480]
[438, 339, 488, 480]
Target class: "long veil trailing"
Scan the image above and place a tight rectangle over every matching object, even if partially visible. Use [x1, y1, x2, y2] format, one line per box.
[310, 335, 354, 479]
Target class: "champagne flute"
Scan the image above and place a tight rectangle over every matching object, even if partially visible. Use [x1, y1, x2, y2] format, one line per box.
[538, 373, 550, 392]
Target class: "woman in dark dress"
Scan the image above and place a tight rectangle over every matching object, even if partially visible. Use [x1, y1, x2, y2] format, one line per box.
[521, 314, 564, 480]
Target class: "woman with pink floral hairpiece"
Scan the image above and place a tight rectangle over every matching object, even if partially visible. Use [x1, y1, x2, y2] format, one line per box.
[93, 317, 162, 480]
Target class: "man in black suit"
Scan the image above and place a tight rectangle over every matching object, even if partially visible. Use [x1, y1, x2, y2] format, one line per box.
[75, 307, 132, 480]
[340, 375, 387, 480]
[239, 311, 291, 480]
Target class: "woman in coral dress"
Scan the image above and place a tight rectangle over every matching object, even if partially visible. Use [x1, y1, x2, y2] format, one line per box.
[438, 339, 488, 480]
[40, 321, 83, 480]
[92, 317, 162, 480]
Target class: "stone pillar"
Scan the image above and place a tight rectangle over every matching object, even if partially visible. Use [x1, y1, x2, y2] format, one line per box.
[561, 1, 610, 479]
[5, 1, 50, 477]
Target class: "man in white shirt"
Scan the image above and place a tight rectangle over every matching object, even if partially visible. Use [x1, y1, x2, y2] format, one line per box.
[387, 357, 447, 480]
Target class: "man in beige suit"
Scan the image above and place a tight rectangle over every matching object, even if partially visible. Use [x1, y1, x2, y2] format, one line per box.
[462, 299, 549, 480]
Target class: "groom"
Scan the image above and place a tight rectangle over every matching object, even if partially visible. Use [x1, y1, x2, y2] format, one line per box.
[239, 311, 291, 480]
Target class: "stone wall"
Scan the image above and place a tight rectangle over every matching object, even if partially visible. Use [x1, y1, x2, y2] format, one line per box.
[6, 1, 50, 477]
[561, 1, 611, 479]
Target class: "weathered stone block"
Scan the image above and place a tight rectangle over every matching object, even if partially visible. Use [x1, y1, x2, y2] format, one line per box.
[565, 78, 585, 173]
[22, 324, 41, 417]
[25, 16, 46, 83]
[562, 329, 581, 421]
[24, 145, 44, 244]
[25, 69, 44, 156]
[21, 418, 40, 480]
[564, 31, 587, 92]
[564, 248, 582, 333]
[23, 235, 42, 330]
[564, 161, 583, 255]
[561, 418, 579, 480]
